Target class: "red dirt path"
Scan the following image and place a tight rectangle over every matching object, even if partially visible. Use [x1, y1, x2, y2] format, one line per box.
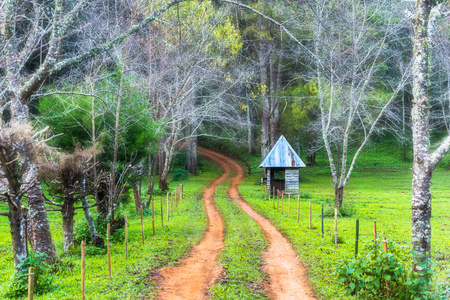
[153, 148, 315, 299]
[153, 148, 229, 299]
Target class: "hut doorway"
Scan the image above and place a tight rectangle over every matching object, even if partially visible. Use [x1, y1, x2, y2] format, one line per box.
[271, 168, 285, 193]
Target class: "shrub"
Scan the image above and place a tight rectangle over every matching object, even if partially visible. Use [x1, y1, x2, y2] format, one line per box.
[6, 253, 55, 298]
[172, 168, 189, 181]
[74, 213, 124, 247]
[323, 202, 357, 218]
[336, 242, 434, 299]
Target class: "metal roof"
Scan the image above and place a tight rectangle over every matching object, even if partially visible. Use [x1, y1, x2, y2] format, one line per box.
[259, 135, 306, 168]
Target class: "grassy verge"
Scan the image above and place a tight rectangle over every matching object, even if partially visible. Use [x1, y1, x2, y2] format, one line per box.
[209, 183, 269, 299]
[237, 164, 450, 299]
[0, 161, 221, 299]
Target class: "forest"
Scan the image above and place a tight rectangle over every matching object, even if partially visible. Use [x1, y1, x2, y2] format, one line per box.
[1, 0, 450, 299]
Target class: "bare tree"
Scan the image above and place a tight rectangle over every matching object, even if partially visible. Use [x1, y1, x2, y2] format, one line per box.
[309, 0, 409, 207]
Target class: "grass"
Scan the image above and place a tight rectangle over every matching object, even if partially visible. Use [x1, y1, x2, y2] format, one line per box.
[0, 160, 221, 299]
[238, 148, 450, 299]
[209, 183, 269, 299]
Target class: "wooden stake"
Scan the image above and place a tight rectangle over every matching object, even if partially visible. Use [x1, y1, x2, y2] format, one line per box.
[373, 220, 377, 244]
[297, 193, 300, 223]
[125, 214, 128, 260]
[166, 193, 169, 222]
[268, 186, 271, 203]
[107, 223, 111, 278]
[277, 189, 279, 210]
[288, 194, 291, 218]
[181, 183, 183, 201]
[171, 192, 174, 216]
[334, 208, 338, 249]
[281, 193, 284, 215]
[321, 205, 324, 238]
[383, 237, 390, 298]
[140, 205, 145, 246]
[260, 180, 263, 198]
[152, 199, 155, 236]
[28, 267, 34, 300]
[174, 188, 177, 212]
[81, 241, 86, 300]
[160, 195, 164, 227]
[309, 200, 312, 229]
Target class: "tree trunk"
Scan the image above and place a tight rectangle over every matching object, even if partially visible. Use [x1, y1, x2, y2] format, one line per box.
[411, 0, 433, 267]
[132, 182, 141, 212]
[62, 198, 75, 253]
[259, 41, 270, 159]
[25, 164, 59, 262]
[96, 183, 109, 217]
[81, 177, 103, 248]
[8, 200, 28, 271]
[334, 185, 344, 208]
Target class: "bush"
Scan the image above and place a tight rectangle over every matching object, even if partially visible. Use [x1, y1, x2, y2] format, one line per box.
[6, 253, 55, 298]
[323, 202, 357, 218]
[172, 168, 189, 181]
[336, 242, 434, 299]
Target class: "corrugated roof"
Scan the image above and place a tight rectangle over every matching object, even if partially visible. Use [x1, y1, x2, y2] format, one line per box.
[259, 135, 306, 168]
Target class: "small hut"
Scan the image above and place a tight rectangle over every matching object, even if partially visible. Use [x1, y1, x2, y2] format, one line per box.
[259, 135, 306, 195]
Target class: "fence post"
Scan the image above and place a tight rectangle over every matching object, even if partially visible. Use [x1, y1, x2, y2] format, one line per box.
[152, 199, 155, 236]
[81, 241, 86, 300]
[355, 219, 359, 258]
[166, 193, 169, 222]
[288, 194, 291, 218]
[260, 179, 263, 198]
[277, 189, 280, 210]
[321, 204, 324, 238]
[125, 214, 128, 260]
[281, 193, 284, 215]
[140, 205, 145, 246]
[297, 193, 300, 223]
[373, 220, 377, 244]
[107, 223, 111, 278]
[334, 208, 338, 248]
[28, 267, 34, 300]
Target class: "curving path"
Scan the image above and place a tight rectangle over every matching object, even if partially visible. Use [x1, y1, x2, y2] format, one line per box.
[153, 148, 229, 299]
[224, 156, 316, 300]
[153, 148, 315, 299]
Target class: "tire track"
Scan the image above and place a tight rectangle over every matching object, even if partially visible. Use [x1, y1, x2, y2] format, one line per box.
[153, 148, 230, 299]
[223, 153, 316, 300]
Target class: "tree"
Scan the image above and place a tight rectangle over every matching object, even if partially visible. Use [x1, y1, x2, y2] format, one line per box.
[308, 0, 409, 207]
[409, 0, 450, 268]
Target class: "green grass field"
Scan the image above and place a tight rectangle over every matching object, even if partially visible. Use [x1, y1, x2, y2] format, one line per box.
[238, 147, 450, 299]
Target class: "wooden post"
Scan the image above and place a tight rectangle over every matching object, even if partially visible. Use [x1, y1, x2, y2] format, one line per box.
[260, 179, 263, 198]
[355, 219, 359, 258]
[288, 194, 291, 218]
[181, 182, 183, 202]
[125, 215, 128, 260]
[160, 195, 164, 227]
[373, 220, 377, 244]
[174, 188, 177, 212]
[171, 192, 174, 216]
[334, 208, 338, 249]
[81, 241, 86, 300]
[268, 186, 271, 203]
[107, 223, 111, 278]
[309, 200, 312, 229]
[321, 205, 324, 238]
[383, 237, 390, 298]
[166, 193, 169, 222]
[140, 205, 145, 246]
[28, 267, 34, 300]
[152, 199, 155, 236]
[281, 193, 284, 215]
[297, 193, 300, 223]
[277, 189, 279, 210]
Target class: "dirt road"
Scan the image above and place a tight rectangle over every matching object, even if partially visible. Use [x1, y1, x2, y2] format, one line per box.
[153, 148, 230, 299]
[154, 148, 315, 299]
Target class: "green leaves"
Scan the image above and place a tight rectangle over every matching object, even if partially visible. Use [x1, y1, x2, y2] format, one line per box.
[336, 242, 434, 299]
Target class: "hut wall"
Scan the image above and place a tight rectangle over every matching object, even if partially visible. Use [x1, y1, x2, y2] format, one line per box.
[285, 168, 299, 194]
[266, 168, 271, 188]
